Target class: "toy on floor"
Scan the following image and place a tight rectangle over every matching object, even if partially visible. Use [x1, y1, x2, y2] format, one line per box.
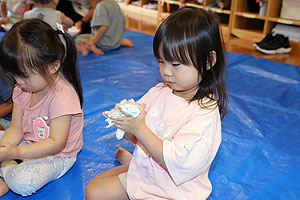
[103, 99, 140, 140]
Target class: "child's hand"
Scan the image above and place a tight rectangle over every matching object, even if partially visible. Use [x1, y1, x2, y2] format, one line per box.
[0, 141, 17, 162]
[113, 103, 147, 137]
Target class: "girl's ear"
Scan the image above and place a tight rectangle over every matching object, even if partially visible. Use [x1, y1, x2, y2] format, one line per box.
[206, 50, 217, 70]
[48, 60, 61, 74]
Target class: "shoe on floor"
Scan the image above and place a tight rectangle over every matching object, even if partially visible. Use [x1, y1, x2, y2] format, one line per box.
[253, 33, 274, 48]
[254, 34, 291, 55]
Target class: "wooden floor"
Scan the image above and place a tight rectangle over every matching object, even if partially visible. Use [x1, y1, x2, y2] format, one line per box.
[124, 12, 300, 67]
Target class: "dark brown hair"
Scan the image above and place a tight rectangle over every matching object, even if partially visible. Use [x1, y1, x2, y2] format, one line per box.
[0, 18, 83, 107]
[153, 6, 227, 116]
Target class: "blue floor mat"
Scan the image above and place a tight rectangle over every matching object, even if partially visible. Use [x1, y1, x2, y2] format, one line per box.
[0, 30, 299, 200]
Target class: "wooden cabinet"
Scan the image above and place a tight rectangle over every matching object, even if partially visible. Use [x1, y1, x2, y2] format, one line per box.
[119, 0, 300, 45]
[232, 0, 300, 42]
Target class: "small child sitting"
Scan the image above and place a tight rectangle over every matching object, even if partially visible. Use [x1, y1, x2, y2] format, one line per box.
[75, 0, 133, 56]
[24, 0, 73, 31]
[0, 0, 30, 29]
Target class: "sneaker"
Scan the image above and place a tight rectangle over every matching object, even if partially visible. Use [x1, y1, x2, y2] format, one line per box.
[254, 34, 291, 54]
[253, 33, 274, 48]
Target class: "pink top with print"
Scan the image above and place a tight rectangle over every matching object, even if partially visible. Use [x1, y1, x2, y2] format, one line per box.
[13, 73, 83, 157]
[127, 83, 222, 200]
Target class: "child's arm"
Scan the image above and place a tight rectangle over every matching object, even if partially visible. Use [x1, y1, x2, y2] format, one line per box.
[123, 132, 137, 145]
[0, 114, 71, 161]
[60, 13, 73, 29]
[113, 104, 167, 169]
[21, 3, 33, 20]
[0, 2, 9, 25]
[1, 103, 24, 146]
[74, 0, 96, 31]
[91, 25, 108, 45]
[79, 26, 107, 55]
[0, 98, 12, 118]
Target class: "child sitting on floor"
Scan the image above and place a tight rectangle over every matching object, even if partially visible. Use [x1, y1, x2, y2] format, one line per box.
[24, 0, 73, 31]
[76, 0, 133, 56]
[0, 18, 83, 197]
[85, 6, 227, 200]
[0, 0, 31, 29]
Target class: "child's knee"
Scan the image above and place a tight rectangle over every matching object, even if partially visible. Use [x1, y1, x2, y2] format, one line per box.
[4, 167, 42, 196]
[85, 182, 103, 200]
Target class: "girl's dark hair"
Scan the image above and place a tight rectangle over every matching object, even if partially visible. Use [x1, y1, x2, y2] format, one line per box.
[0, 18, 83, 108]
[153, 6, 227, 116]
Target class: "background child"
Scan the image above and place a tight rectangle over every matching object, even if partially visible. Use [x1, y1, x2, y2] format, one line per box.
[0, 18, 83, 197]
[0, 68, 13, 131]
[24, 0, 73, 31]
[0, 0, 30, 27]
[85, 6, 227, 200]
[57, 0, 99, 35]
[75, 0, 133, 56]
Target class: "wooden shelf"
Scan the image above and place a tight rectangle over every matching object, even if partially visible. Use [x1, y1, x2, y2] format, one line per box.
[119, 0, 300, 44]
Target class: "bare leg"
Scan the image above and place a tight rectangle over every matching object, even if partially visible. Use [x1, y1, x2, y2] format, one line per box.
[85, 164, 129, 200]
[0, 179, 9, 197]
[115, 147, 132, 165]
[121, 38, 134, 47]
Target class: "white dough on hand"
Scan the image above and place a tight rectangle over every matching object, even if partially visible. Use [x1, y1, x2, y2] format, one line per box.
[103, 99, 140, 140]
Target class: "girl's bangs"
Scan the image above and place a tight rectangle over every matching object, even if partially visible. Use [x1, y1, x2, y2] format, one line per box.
[160, 30, 195, 66]
[5, 45, 40, 77]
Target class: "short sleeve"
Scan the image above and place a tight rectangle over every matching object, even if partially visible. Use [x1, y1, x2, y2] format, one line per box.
[23, 11, 29, 19]
[138, 83, 164, 109]
[163, 109, 220, 185]
[49, 86, 82, 120]
[91, 3, 109, 27]
[12, 86, 25, 105]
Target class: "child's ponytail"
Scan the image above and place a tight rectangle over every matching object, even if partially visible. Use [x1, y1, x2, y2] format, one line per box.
[0, 19, 83, 108]
[57, 31, 83, 108]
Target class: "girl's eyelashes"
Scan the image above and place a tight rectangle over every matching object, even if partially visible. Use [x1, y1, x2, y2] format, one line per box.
[171, 63, 181, 67]
[157, 59, 181, 66]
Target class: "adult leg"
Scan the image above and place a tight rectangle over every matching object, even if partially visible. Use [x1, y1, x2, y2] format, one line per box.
[85, 164, 129, 200]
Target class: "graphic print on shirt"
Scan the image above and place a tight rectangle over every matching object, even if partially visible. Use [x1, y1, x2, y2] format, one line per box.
[150, 156, 166, 172]
[134, 145, 153, 180]
[149, 107, 158, 117]
[16, 3, 26, 15]
[37, 13, 45, 20]
[33, 117, 50, 141]
[149, 107, 174, 139]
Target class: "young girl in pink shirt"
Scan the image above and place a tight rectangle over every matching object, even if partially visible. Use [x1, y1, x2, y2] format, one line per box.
[85, 6, 227, 200]
[0, 18, 83, 197]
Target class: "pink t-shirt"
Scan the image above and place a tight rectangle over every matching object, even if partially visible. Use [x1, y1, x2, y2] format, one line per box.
[127, 83, 222, 199]
[13, 73, 83, 157]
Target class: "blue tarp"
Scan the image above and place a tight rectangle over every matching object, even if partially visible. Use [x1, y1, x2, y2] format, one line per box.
[0, 29, 299, 200]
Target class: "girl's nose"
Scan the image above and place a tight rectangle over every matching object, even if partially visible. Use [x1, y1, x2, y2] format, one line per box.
[161, 64, 172, 76]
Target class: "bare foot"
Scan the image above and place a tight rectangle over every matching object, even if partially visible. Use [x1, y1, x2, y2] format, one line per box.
[81, 48, 90, 57]
[121, 38, 134, 47]
[115, 147, 132, 165]
[91, 45, 104, 55]
[76, 44, 89, 56]
[0, 179, 9, 197]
